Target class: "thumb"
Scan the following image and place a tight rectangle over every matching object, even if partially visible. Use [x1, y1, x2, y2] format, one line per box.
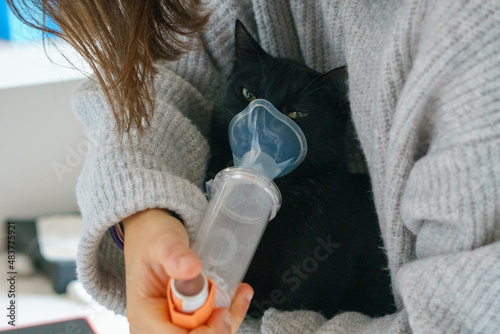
[159, 238, 202, 280]
[125, 209, 203, 281]
[145, 213, 202, 281]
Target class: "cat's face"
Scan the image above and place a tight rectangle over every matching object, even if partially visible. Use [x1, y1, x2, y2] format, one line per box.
[211, 21, 349, 172]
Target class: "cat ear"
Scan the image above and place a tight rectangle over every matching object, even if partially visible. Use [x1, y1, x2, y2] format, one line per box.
[320, 66, 348, 97]
[305, 66, 349, 115]
[235, 19, 269, 61]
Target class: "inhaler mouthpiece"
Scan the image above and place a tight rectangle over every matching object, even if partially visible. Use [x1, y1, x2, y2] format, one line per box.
[229, 99, 307, 180]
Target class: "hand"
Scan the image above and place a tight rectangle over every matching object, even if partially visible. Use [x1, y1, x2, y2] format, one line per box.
[123, 209, 254, 333]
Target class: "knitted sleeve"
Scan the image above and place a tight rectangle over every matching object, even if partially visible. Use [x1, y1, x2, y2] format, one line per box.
[391, 0, 500, 331]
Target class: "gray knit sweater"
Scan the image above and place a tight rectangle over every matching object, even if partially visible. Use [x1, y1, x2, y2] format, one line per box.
[72, 0, 500, 333]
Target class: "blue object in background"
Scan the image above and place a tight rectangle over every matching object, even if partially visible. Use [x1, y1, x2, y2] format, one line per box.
[0, 0, 58, 41]
[0, 0, 10, 40]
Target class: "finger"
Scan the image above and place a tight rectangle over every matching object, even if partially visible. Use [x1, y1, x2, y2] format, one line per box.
[128, 297, 188, 334]
[229, 283, 254, 333]
[190, 308, 231, 334]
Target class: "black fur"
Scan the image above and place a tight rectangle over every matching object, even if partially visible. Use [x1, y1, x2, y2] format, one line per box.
[207, 20, 395, 319]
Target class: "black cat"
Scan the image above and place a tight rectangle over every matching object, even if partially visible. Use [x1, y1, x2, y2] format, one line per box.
[207, 20, 395, 319]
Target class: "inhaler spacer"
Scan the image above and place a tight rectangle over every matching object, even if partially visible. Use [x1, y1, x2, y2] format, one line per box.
[167, 99, 307, 329]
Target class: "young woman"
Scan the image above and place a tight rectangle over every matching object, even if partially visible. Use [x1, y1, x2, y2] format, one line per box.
[9, 0, 500, 333]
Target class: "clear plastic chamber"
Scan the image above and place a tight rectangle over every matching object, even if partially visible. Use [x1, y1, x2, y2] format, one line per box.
[192, 167, 281, 308]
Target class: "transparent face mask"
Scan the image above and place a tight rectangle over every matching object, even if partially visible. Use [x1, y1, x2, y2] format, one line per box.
[229, 99, 308, 180]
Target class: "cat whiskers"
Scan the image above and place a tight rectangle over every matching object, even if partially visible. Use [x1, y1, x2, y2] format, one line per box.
[306, 155, 324, 171]
[330, 148, 349, 170]
[213, 105, 236, 124]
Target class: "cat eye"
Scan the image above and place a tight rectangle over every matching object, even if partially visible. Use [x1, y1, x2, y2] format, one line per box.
[287, 111, 309, 119]
[242, 87, 256, 102]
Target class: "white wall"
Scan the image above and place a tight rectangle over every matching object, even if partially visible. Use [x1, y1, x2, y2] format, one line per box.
[0, 41, 88, 250]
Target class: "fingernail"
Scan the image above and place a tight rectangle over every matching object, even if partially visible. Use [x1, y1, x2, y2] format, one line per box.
[246, 293, 254, 303]
[224, 310, 231, 327]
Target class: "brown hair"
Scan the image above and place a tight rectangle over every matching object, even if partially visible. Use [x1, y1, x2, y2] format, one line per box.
[7, 0, 210, 133]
